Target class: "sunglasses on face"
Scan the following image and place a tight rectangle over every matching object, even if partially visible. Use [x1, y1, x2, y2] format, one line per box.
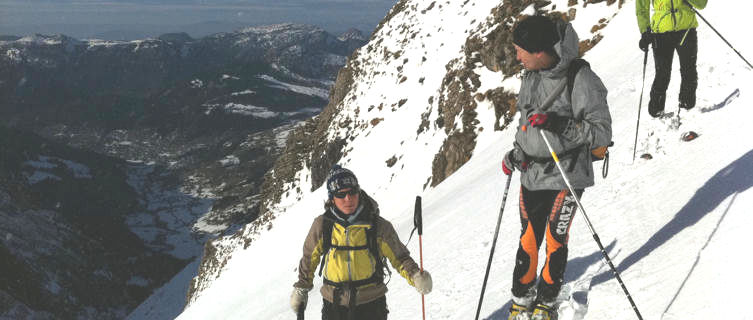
[333, 188, 359, 199]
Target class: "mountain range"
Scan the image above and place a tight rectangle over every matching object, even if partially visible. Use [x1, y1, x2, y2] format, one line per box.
[0, 23, 366, 318]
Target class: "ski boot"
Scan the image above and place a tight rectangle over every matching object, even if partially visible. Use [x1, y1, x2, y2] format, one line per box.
[530, 303, 557, 320]
[509, 286, 536, 320]
[508, 302, 532, 320]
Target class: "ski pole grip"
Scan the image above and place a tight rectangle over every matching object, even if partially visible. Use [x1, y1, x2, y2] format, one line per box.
[414, 196, 423, 235]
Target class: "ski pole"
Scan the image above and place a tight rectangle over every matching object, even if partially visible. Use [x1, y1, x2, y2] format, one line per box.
[474, 173, 513, 320]
[539, 130, 644, 320]
[686, 3, 753, 70]
[297, 304, 304, 320]
[632, 49, 649, 163]
[414, 196, 426, 320]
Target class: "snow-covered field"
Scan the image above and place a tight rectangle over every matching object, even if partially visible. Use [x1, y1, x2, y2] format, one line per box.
[162, 0, 753, 319]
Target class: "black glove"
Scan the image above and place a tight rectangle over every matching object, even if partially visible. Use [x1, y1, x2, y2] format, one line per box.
[639, 31, 652, 52]
[502, 147, 527, 175]
[527, 112, 572, 135]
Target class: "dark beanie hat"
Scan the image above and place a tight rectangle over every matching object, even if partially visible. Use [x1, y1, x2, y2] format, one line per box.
[513, 15, 559, 53]
[326, 165, 359, 199]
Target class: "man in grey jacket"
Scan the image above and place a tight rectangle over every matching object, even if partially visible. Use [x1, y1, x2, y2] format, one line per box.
[501, 15, 612, 320]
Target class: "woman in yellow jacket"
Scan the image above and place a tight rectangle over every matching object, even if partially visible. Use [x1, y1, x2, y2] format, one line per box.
[290, 165, 432, 320]
[636, 0, 707, 117]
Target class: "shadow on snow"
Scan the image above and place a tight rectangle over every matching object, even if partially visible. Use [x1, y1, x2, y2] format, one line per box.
[592, 148, 753, 287]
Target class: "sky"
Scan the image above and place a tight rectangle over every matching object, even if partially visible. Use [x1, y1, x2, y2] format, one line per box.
[0, 0, 397, 40]
[126, 0, 753, 319]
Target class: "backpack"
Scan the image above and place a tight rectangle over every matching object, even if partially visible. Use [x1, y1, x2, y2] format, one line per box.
[567, 58, 612, 178]
[317, 210, 388, 286]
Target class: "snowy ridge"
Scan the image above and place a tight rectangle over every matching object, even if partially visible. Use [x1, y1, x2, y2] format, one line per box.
[175, 1, 753, 319]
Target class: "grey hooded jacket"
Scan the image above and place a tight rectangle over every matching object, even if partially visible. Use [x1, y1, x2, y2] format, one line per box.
[514, 21, 612, 191]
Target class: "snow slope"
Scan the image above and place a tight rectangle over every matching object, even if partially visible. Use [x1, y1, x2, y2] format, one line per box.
[176, 0, 753, 319]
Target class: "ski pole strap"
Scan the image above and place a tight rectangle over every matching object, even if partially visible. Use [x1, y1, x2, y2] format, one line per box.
[406, 226, 417, 246]
[602, 150, 609, 178]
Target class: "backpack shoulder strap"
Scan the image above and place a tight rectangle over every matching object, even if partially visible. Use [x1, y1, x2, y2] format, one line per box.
[317, 217, 334, 277]
[567, 58, 590, 100]
[367, 214, 386, 280]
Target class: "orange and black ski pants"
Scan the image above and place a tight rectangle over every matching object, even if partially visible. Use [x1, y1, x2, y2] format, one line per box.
[511, 186, 583, 302]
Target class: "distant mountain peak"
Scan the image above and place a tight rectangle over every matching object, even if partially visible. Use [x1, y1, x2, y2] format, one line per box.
[16, 33, 81, 46]
[239, 23, 322, 35]
[338, 28, 366, 42]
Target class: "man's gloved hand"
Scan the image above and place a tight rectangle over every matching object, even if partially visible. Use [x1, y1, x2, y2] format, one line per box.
[290, 287, 309, 313]
[639, 31, 652, 52]
[528, 112, 571, 135]
[502, 147, 527, 175]
[412, 270, 433, 295]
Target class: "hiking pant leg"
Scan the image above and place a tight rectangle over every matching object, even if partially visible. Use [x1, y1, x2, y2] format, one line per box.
[536, 189, 583, 302]
[356, 296, 388, 320]
[649, 31, 677, 116]
[322, 298, 344, 320]
[511, 187, 558, 298]
[677, 28, 698, 109]
[323, 296, 388, 320]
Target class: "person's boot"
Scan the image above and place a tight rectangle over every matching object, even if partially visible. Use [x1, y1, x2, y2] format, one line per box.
[530, 303, 557, 320]
[508, 286, 536, 320]
[648, 93, 666, 118]
[508, 302, 532, 320]
[679, 90, 696, 110]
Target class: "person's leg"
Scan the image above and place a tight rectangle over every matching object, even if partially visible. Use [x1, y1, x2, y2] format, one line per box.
[536, 189, 583, 304]
[677, 28, 698, 110]
[511, 187, 559, 304]
[356, 296, 389, 320]
[649, 32, 677, 117]
[322, 298, 344, 320]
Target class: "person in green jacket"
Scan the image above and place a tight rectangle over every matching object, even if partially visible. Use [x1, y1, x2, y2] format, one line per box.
[636, 0, 707, 117]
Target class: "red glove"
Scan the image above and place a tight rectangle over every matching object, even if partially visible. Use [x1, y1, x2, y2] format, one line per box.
[527, 112, 571, 134]
[528, 113, 549, 127]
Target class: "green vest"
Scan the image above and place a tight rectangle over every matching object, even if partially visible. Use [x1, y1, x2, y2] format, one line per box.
[636, 0, 708, 33]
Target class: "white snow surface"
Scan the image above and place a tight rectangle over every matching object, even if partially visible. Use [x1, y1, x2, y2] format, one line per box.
[258, 74, 330, 99]
[167, 1, 753, 319]
[22, 156, 92, 184]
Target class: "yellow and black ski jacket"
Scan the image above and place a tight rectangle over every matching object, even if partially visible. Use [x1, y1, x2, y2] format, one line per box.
[294, 191, 419, 306]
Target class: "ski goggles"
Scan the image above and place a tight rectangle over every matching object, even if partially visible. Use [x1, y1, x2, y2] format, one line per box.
[333, 188, 359, 199]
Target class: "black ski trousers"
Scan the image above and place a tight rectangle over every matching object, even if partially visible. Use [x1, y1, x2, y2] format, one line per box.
[322, 296, 388, 320]
[511, 186, 583, 303]
[649, 28, 698, 117]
